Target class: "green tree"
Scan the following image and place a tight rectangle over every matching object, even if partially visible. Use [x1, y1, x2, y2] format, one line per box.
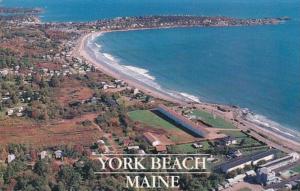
[58, 166, 82, 190]
[4, 160, 27, 184]
[49, 75, 60, 87]
[33, 160, 50, 177]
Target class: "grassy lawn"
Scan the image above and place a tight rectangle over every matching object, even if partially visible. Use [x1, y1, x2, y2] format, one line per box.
[0, 111, 5, 120]
[201, 141, 214, 150]
[170, 143, 197, 153]
[238, 188, 252, 191]
[240, 146, 269, 156]
[236, 137, 263, 147]
[191, 110, 235, 129]
[292, 165, 300, 173]
[170, 141, 214, 153]
[128, 110, 178, 130]
[219, 130, 248, 138]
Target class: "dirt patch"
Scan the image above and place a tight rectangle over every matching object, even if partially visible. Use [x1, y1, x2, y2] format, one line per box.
[36, 62, 62, 70]
[134, 123, 196, 145]
[0, 114, 102, 147]
[55, 78, 94, 106]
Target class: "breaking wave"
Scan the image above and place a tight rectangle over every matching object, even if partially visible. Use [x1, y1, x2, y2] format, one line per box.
[179, 92, 201, 103]
[95, 43, 101, 49]
[87, 32, 300, 143]
[124, 65, 156, 81]
[102, 53, 118, 62]
[242, 109, 300, 142]
[87, 32, 203, 103]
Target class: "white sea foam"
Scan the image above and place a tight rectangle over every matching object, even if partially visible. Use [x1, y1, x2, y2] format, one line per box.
[95, 43, 101, 49]
[102, 53, 118, 62]
[180, 92, 201, 103]
[124, 65, 156, 80]
[244, 112, 300, 140]
[87, 35, 161, 91]
[89, 34, 202, 104]
[87, 33, 300, 143]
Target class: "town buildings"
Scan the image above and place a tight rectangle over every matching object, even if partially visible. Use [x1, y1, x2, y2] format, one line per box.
[220, 150, 277, 173]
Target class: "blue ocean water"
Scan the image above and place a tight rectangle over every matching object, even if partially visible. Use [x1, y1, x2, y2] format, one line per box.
[1, 0, 300, 131]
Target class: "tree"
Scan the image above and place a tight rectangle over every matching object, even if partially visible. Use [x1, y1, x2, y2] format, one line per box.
[226, 170, 237, 178]
[14, 171, 51, 191]
[49, 76, 60, 87]
[33, 160, 50, 177]
[54, 181, 66, 191]
[15, 75, 24, 86]
[58, 166, 81, 190]
[28, 101, 49, 120]
[4, 160, 27, 184]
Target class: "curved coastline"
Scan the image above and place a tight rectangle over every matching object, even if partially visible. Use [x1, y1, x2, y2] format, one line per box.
[76, 31, 192, 105]
[74, 30, 300, 152]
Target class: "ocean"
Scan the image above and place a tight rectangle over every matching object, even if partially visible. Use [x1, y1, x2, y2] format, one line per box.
[2, 0, 300, 133]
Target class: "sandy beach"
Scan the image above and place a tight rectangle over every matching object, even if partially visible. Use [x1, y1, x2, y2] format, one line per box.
[74, 31, 190, 105]
[74, 30, 300, 153]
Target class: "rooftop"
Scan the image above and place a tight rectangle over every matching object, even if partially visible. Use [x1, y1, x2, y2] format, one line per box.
[219, 149, 278, 172]
[155, 104, 208, 137]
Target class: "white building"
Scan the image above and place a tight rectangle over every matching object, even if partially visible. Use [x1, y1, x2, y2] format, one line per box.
[143, 132, 161, 146]
[127, 146, 140, 150]
[40, 151, 48, 159]
[260, 152, 300, 171]
[256, 167, 282, 185]
[192, 142, 203, 148]
[220, 150, 277, 173]
[7, 154, 16, 163]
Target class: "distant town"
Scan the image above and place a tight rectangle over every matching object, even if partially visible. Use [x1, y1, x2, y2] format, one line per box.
[0, 6, 299, 191]
[48, 15, 288, 32]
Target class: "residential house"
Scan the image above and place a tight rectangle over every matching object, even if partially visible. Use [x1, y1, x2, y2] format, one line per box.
[54, 150, 63, 159]
[39, 151, 48, 159]
[7, 154, 16, 163]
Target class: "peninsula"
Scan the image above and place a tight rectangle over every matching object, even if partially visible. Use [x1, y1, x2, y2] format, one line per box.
[47, 15, 288, 30]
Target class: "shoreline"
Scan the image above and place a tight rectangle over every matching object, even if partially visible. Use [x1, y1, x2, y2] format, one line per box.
[74, 29, 300, 153]
[75, 30, 196, 105]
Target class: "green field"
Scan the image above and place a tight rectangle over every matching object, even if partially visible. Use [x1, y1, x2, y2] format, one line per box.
[170, 141, 213, 153]
[238, 188, 252, 191]
[238, 137, 263, 147]
[219, 130, 248, 138]
[240, 146, 269, 156]
[128, 110, 178, 130]
[170, 143, 197, 153]
[0, 111, 5, 119]
[191, 110, 235, 129]
[292, 165, 300, 173]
